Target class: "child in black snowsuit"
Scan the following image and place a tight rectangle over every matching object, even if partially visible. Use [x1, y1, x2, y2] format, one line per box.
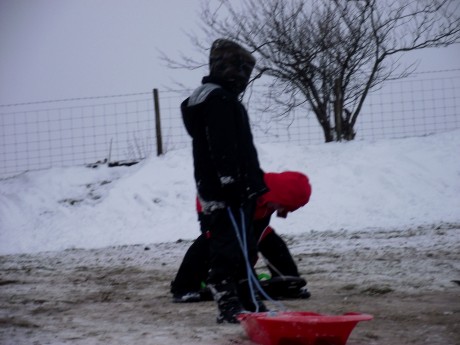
[181, 39, 267, 323]
[171, 171, 312, 304]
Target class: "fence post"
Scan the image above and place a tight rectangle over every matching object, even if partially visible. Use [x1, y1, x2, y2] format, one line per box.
[153, 88, 163, 156]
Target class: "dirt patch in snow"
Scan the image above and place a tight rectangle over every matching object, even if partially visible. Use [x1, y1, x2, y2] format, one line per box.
[1, 224, 459, 345]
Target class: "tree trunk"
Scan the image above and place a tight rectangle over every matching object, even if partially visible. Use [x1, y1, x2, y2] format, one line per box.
[334, 79, 343, 141]
[314, 109, 334, 143]
[342, 109, 356, 141]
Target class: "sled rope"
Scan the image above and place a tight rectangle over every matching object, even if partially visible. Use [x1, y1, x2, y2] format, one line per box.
[227, 207, 285, 312]
[261, 255, 286, 279]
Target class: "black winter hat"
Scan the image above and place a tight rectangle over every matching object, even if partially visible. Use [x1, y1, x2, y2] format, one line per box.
[209, 39, 256, 94]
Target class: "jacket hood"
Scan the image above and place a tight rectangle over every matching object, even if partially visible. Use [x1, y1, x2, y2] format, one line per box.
[209, 39, 255, 95]
[180, 98, 194, 137]
[254, 171, 311, 219]
[181, 82, 224, 137]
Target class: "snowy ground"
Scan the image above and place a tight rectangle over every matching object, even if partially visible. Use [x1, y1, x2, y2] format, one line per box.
[1, 130, 460, 344]
[1, 224, 459, 345]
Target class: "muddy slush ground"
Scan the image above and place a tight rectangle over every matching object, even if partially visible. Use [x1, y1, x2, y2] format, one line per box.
[1, 224, 459, 345]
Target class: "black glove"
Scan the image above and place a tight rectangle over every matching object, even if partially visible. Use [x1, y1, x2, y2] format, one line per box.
[221, 181, 245, 208]
[199, 210, 223, 233]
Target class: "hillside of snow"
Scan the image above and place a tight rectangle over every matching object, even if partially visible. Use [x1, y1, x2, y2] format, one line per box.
[1, 129, 459, 255]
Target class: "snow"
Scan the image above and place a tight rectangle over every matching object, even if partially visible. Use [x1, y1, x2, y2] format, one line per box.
[1, 130, 460, 345]
[1, 129, 459, 256]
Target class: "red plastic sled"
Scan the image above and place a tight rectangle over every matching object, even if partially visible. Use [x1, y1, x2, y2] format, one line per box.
[237, 311, 373, 345]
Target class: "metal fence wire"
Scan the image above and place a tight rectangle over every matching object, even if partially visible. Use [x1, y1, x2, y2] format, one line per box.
[1, 69, 459, 179]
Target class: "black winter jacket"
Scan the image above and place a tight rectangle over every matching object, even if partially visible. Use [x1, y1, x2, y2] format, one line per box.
[181, 77, 267, 213]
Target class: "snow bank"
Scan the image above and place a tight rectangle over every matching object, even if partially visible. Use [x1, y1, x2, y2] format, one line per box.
[1, 130, 459, 255]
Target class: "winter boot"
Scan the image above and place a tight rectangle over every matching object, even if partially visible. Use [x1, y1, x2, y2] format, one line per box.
[199, 284, 214, 301]
[296, 286, 311, 299]
[170, 280, 202, 303]
[259, 276, 310, 299]
[208, 280, 247, 324]
[172, 291, 201, 303]
[237, 279, 268, 312]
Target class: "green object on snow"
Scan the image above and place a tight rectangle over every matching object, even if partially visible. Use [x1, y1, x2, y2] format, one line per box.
[258, 273, 271, 281]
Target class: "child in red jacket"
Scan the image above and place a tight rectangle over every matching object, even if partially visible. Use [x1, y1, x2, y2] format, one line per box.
[171, 171, 312, 303]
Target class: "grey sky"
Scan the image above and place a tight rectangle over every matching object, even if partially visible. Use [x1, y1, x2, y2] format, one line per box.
[0, 0, 203, 104]
[1, 0, 459, 105]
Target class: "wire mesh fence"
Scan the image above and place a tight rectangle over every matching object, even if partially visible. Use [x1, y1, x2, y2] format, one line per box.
[0, 93, 155, 178]
[1, 69, 459, 179]
[357, 71, 460, 141]
[157, 69, 460, 148]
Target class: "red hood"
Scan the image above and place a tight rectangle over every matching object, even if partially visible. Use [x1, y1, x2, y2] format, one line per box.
[254, 171, 311, 219]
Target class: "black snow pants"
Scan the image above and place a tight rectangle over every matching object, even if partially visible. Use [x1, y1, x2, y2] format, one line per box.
[171, 212, 299, 295]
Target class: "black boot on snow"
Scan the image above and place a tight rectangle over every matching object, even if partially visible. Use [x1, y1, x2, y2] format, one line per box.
[259, 276, 310, 299]
[237, 279, 268, 312]
[170, 280, 202, 303]
[208, 280, 247, 324]
[172, 291, 201, 303]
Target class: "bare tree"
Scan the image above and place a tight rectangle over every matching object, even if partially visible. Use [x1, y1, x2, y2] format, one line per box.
[165, 0, 460, 142]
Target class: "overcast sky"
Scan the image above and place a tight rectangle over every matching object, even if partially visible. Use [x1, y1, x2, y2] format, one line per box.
[1, 0, 459, 105]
